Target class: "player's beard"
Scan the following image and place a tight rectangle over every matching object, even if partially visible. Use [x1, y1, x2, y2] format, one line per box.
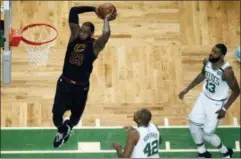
[209, 55, 221, 63]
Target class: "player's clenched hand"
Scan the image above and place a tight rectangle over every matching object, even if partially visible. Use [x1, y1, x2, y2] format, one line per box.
[215, 109, 226, 119]
[112, 143, 122, 150]
[105, 9, 117, 21]
[178, 89, 189, 100]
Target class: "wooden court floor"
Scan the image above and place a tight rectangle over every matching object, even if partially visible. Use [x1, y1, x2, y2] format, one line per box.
[1, 1, 240, 127]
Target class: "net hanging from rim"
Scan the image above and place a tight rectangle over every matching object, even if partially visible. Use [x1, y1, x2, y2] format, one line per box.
[11, 23, 58, 66]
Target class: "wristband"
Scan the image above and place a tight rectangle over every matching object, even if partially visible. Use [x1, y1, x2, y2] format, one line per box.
[222, 107, 227, 112]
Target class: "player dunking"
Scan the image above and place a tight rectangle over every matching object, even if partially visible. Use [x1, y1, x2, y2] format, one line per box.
[52, 5, 116, 148]
[112, 109, 161, 158]
[179, 44, 240, 158]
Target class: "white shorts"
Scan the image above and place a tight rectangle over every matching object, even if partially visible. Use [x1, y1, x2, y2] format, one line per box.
[188, 92, 227, 135]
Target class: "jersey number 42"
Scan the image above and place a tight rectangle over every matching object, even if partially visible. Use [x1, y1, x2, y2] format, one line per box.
[143, 140, 159, 157]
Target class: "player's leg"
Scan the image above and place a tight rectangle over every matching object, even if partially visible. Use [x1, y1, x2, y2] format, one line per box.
[52, 77, 72, 148]
[188, 93, 211, 158]
[202, 99, 233, 158]
[69, 85, 89, 127]
[62, 84, 89, 143]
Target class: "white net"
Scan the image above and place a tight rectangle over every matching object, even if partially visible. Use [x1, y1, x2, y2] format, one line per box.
[21, 24, 57, 66]
[25, 42, 52, 66]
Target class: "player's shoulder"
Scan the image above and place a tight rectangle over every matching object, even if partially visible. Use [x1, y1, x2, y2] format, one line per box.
[128, 127, 138, 134]
[148, 122, 159, 132]
[223, 65, 233, 76]
[220, 61, 234, 80]
[203, 57, 209, 65]
[223, 60, 232, 68]
[129, 128, 138, 133]
[221, 60, 232, 72]
[127, 127, 140, 140]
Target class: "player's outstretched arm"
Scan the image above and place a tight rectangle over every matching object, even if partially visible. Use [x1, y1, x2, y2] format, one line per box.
[112, 129, 139, 158]
[179, 58, 207, 99]
[68, 6, 96, 40]
[93, 11, 116, 57]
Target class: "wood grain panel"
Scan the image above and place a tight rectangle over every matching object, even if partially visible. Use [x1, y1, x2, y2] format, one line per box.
[1, 1, 240, 127]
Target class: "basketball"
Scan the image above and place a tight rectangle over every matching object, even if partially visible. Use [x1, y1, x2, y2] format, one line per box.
[97, 3, 117, 20]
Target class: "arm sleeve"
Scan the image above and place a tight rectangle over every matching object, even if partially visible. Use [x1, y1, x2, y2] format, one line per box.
[69, 6, 96, 24]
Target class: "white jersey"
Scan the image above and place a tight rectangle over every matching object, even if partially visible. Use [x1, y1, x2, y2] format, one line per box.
[131, 123, 160, 158]
[202, 60, 231, 101]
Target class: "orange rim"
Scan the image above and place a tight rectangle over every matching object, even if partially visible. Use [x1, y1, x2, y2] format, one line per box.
[21, 23, 58, 46]
[9, 23, 58, 46]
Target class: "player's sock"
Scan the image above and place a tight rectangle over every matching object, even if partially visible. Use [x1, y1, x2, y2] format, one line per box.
[218, 143, 229, 154]
[197, 143, 207, 153]
[203, 132, 228, 154]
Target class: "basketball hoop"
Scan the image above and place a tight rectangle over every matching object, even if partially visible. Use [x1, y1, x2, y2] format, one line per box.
[10, 23, 58, 66]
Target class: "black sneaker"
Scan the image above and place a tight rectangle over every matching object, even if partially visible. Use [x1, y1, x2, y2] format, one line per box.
[53, 125, 71, 148]
[221, 148, 233, 158]
[63, 120, 72, 144]
[197, 151, 212, 158]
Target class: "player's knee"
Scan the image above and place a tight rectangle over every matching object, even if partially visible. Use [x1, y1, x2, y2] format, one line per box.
[202, 127, 216, 136]
[52, 113, 63, 128]
[189, 122, 202, 134]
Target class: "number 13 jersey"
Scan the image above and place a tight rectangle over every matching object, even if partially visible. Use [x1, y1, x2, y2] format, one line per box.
[202, 60, 231, 101]
[131, 123, 160, 158]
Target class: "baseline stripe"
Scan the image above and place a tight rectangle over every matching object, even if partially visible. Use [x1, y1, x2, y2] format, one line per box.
[1, 148, 240, 154]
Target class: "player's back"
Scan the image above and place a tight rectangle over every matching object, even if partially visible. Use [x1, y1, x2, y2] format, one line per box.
[131, 122, 160, 158]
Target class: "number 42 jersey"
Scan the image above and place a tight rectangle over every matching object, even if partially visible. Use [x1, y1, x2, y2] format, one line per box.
[131, 123, 160, 158]
[202, 60, 231, 101]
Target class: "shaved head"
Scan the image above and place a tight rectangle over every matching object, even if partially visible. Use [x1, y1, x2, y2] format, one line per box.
[134, 108, 152, 126]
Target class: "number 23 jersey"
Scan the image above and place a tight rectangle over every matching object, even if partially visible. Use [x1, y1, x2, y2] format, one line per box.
[131, 123, 160, 158]
[202, 60, 231, 101]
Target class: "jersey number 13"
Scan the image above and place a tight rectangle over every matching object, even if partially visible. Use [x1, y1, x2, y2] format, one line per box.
[205, 80, 216, 93]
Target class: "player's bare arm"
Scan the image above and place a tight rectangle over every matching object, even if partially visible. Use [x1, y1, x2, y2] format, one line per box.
[93, 10, 116, 57]
[68, 6, 96, 42]
[123, 125, 135, 131]
[179, 58, 208, 99]
[215, 67, 240, 119]
[112, 129, 139, 158]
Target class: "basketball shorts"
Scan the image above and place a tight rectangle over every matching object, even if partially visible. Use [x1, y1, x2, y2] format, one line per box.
[188, 92, 227, 135]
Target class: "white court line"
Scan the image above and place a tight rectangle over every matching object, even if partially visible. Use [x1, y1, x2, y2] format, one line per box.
[1, 125, 240, 130]
[1, 148, 240, 154]
[164, 117, 169, 127]
[233, 117, 239, 127]
[235, 141, 240, 151]
[165, 141, 170, 151]
[95, 118, 100, 127]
